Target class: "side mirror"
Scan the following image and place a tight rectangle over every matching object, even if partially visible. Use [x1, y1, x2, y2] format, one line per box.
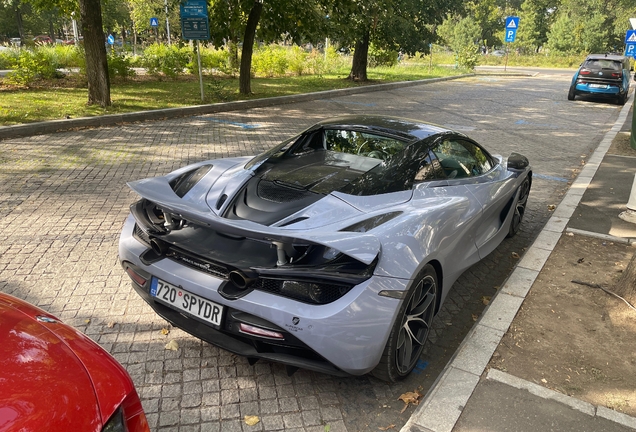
[507, 152, 529, 171]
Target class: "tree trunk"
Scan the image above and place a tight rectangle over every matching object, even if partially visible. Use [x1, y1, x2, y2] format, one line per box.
[239, 0, 263, 95]
[49, 18, 55, 43]
[79, 0, 111, 107]
[615, 252, 636, 306]
[227, 40, 240, 71]
[348, 30, 369, 81]
[15, 2, 24, 42]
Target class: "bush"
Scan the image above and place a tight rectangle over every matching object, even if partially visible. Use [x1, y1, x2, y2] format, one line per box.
[200, 46, 233, 74]
[107, 51, 135, 78]
[0, 47, 20, 69]
[288, 45, 308, 76]
[141, 43, 191, 78]
[252, 45, 288, 77]
[368, 44, 398, 67]
[6, 48, 59, 85]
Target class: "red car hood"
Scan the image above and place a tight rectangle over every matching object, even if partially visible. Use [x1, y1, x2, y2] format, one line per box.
[0, 294, 134, 432]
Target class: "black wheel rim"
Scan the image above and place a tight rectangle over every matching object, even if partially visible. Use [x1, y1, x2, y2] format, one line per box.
[395, 274, 436, 375]
[511, 177, 530, 232]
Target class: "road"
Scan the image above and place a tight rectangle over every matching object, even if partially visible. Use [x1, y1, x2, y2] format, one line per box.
[0, 72, 624, 431]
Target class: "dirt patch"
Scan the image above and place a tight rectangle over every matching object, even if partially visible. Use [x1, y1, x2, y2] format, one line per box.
[490, 233, 636, 416]
[607, 131, 636, 157]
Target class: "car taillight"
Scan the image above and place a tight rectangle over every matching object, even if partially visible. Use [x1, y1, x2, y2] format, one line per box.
[612, 72, 622, 78]
[126, 267, 148, 287]
[579, 69, 591, 75]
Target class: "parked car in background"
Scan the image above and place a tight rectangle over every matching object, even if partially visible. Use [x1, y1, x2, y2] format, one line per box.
[119, 115, 532, 382]
[0, 293, 150, 432]
[568, 53, 632, 105]
[32, 35, 53, 44]
[9, 37, 21, 46]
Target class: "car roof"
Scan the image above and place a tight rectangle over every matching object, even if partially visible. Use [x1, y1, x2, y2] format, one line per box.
[312, 115, 451, 141]
[585, 54, 627, 62]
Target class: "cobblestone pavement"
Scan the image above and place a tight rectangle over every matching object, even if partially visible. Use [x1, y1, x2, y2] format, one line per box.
[0, 73, 623, 431]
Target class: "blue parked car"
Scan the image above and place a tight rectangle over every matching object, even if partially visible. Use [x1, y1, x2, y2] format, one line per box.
[568, 54, 632, 105]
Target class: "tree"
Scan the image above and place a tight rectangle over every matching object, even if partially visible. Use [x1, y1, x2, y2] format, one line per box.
[326, 0, 462, 82]
[79, 0, 110, 106]
[239, 0, 262, 94]
[208, 0, 326, 94]
[615, 252, 636, 307]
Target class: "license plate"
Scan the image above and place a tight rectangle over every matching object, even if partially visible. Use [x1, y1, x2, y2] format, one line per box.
[151, 278, 223, 327]
[589, 84, 607, 89]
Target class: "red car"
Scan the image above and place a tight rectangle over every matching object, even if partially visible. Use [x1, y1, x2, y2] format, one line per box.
[0, 293, 150, 432]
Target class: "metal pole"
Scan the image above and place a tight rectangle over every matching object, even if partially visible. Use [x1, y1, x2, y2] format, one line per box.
[165, 0, 171, 44]
[504, 43, 508, 72]
[197, 40, 204, 102]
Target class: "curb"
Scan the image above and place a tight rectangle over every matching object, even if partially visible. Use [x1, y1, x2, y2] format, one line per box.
[401, 93, 635, 432]
[0, 74, 472, 140]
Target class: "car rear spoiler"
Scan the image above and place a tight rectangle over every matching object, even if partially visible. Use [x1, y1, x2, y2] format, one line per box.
[128, 177, 381, 265]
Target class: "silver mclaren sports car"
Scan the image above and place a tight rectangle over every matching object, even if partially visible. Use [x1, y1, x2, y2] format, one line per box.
[119, 115, 531, 381]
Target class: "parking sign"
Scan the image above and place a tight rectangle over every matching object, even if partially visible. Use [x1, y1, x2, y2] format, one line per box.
[505, 16, 520, 43]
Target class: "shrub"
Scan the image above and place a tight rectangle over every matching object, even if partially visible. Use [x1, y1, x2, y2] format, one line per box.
[252, 45, 288, 77]
[0, 47, 20, 69]
[200, 46, 233, 74]
[107, 51, 135, 78]
[141, 43, 191, 78]
[6, 48, 59, 85]
[288, 45, 308, 76]
[368, 44, 398, 67]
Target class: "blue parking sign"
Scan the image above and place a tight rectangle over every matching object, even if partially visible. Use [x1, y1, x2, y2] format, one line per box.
[505, 16, 520, 43]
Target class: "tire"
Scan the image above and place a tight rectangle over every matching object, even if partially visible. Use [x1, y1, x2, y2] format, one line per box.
[618, 92, 627, 105]
[507, 175, 531, 238]
[371, 264, 438, 382]
[567, 86, 576, 101]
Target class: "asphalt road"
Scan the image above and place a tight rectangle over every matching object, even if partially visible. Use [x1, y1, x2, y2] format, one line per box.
[0, 72, 624, 432]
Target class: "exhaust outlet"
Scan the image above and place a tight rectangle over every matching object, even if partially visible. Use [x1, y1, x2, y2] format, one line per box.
[150, 238, 169, 255]
[229, 270, 257, 289]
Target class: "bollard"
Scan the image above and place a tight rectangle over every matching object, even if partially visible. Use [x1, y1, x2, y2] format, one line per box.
[619, 174, 636, 223]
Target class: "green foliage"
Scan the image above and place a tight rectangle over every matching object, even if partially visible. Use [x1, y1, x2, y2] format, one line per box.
[141, 43, 192, 78]
[0, 47, 20, 69]
[368, 44, 398, 67]
[288, 45, 308, 76]
[457, 45, 480, 70]
[440, 16, 481, 70]
[6, 48, 59, 86]
[252, 45, 289, 77]
[199, 47, 233, 74]
[107, 51, 135, 79]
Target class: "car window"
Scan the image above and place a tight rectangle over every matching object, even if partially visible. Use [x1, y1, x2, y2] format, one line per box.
[323, 129, 406, 160]
[584, 59, 622, 70]
[431, 138, 493, 179]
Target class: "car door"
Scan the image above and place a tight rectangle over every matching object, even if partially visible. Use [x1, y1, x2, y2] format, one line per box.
[429, 136, 518, 259]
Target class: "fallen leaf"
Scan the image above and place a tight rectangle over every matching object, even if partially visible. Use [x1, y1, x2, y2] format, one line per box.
[472, 313, 479, 321]
[107, 321, 115, 328]
[164, 340, 179, 351]
[398, 391, 423, 412]
[577, 257, 585, 263]
[84, 319, 90, 324]
[511, 252, 520, 259]
[379, 425, 396, 431]
[481, 296, 491, 305]
[548, 204, 556, 211]
[161, 328, 170, 335]
[541, 378, 547, 383]
[566, 232, 574, 237]
[324, 425, 331, 432]
[244, 415, 260, 426]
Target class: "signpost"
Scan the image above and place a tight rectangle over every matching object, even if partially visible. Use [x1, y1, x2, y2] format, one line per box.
[180, 0, 210, 102]
[625, 30, 636, 59]
[150, 17, 159, 41]
[504, 16, 520, 72]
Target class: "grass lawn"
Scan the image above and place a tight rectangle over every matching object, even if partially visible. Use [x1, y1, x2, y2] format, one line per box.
[0, 64, 466, 126]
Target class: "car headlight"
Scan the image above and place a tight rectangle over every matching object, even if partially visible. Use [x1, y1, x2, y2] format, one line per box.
[102, 407, 126, 432]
